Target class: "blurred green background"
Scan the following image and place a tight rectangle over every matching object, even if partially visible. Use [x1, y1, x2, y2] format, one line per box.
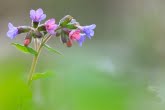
[0, 0, 165, 110]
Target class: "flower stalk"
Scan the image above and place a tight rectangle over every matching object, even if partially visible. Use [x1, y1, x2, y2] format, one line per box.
[27, 35, 52, 86]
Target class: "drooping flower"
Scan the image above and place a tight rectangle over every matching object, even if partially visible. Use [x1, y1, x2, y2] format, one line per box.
[79, 24, 96, 39]
[69, 30, 81, 41]
[45, 18, 58, 35]
[77, 34, 86, 46]
[7, 23, 19, 39]
[30, 8, 46, 22]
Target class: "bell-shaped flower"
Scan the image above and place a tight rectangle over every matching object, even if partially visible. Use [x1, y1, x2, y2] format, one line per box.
[7, 23, 19, 39]
[45, 18, 58, 35]
[78, 24, 96, 39]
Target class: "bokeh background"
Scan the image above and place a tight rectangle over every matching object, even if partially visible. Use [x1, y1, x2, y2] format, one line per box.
[0, 0, 165, 110]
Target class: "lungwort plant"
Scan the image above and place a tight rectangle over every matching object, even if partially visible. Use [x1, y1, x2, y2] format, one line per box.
[7, 8, 96, 86]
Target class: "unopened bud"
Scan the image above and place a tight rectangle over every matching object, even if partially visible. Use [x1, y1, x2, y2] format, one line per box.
[59, 15, 73, 27]
[24, 32, 32, 46]
[24, 38, 31, 46]
[66, 40, 72, 47]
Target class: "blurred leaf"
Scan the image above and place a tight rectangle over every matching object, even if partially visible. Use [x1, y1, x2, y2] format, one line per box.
[32, 71, 54, 80]
[44, 44, 63, 56]
[11, 43, 37, 56]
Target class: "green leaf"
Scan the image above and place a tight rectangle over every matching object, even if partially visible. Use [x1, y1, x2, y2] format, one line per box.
[44, 44, 63, 56]
[11, 43, 38, 56]
[32, 72, 54, 80]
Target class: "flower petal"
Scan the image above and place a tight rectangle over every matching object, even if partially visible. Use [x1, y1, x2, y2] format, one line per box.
[77, 34, 86, 46]
[48, 30, 56, 35]
[36, 8, 43, 15]
[8, 23, 14, 29]
[39, 14, 46, 22]
[49, 18, 55, 24]
[89, 30, 94, 38]
[30, 10, 36, 20]
[90, 24, 96, 29]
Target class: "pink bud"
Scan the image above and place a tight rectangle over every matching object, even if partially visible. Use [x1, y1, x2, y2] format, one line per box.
[24, 38, 31, 46]
[66, 40, 72, 47]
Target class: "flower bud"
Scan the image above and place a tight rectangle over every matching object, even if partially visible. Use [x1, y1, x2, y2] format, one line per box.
[66, 40, 72, 47]
[59, 15, 73, 27]
[24, 32, 32, 46]
[24, 38, 31, 46]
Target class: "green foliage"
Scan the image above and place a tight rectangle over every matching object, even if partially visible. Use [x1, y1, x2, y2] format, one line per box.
[32, 71, 54, 80]
[11, 43, 37, 56]
[43, 44, 63, 56]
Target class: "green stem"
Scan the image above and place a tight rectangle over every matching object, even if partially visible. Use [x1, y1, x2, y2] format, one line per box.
[27, 48, 40, 86]
[27, 35, 52, 86]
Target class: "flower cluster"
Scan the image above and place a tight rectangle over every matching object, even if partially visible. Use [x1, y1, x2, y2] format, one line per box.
[7, 8, 96, 47]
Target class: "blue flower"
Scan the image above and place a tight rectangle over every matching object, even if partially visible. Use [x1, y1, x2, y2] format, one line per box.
[30, 8, 46, 22]
[77, 34, 86, 46]
[79, 24, 96, 39]
[7, 23, 18, 39]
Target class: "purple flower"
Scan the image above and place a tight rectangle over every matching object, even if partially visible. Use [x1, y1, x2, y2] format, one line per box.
[45, 18, 58, 35]
[77, 34, 86, 46]
[30, 8, 46, 22]
[79, 24, 96, 39]
[7, 23, 18, 39]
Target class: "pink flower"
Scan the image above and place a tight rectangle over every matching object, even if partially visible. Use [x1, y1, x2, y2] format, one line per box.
[45, 18, 58, 35]
[69, 30, 81, 41]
